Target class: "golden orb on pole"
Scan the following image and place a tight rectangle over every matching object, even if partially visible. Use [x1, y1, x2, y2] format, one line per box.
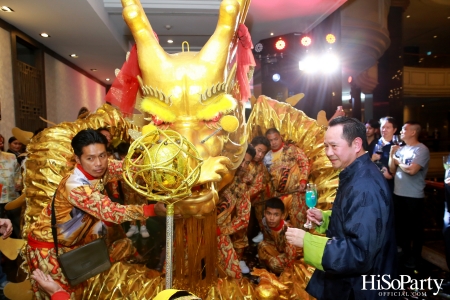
[123, 128, 203, 203]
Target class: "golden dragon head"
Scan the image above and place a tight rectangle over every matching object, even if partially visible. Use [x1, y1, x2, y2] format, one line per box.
[121, 0, 251, 217]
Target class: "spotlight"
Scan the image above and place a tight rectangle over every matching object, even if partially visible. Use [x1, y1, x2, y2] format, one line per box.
[326, 34, 336, 44]
[300, 36, 312, 47]
[275, 39, 286, 50]
[321, 53, 339, 73]
[254, 43, 263, 53]
[299, 56, 318, 73]
[272, 74, 281, 82]
[299, 53, 340, 74]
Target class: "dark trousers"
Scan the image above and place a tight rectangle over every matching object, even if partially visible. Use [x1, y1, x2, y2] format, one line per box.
[0, 203, 6, 218]
[443, 183, 450, 270]
[394, 194, 424, 263]
[5, 206, 22, 239]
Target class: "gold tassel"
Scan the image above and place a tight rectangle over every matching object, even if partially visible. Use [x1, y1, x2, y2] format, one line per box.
[173, 213, 217, 299]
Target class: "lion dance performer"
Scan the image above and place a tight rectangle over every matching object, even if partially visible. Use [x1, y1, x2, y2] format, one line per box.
[25, 129, 165, 299]
[263, 128, 311, 228]
[216, 145, 255, 278]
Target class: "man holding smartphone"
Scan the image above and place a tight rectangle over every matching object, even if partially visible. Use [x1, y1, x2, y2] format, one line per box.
[389, 121, 430, 269]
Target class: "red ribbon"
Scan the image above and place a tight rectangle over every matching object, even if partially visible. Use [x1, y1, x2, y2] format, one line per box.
[104, 44, 141, 117]
[236, 24, 256, 102]
[105, 32, 159, 116]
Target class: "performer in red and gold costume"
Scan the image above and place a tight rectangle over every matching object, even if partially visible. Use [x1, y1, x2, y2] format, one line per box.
[216, 146, 255, 279]
[258, 197, 296, 274]
[244, 136, 273, 243]
[26, 129, 164, 299]
[263, 128, 310, 228]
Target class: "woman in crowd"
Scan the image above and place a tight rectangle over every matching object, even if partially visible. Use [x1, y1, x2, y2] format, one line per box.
[7, 136, 25, 165]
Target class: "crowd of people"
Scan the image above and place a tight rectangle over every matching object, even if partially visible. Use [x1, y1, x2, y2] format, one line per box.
[0, 111, 439, 299]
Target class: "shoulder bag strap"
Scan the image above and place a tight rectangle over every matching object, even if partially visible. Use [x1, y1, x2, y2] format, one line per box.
[51, 193, 60, 257]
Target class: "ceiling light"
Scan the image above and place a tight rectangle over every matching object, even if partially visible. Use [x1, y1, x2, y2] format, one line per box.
[434, 35, 437, 38]
[167, 39, 173, 44]
[270, 32, 274, 36]
[1, 6, 14, 12]
[40, 33, 50, 38]
[90, 69, 97, 72]
[106, 78, 110, 81]
[70, 54, 78, 58]
[406, 15, 410, 18]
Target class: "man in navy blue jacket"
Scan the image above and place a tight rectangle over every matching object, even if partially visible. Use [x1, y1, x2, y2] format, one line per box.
[286, 116, 397, 300]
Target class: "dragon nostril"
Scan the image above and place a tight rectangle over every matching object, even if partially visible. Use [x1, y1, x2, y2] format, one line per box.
[152, 115, 164, 125]
[211, 113, 222, 122]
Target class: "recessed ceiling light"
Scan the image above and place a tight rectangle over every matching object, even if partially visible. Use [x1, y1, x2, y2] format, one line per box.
[434, 55, 437, 58]
[270, 32, 274, 36]
[422, 105, 424, 107]
[448, 16, 450, 19]
[40, 33, 50, 38]
[106, 78, 110, 81]
[90, 69, 97, 72]
[167, 39, 173, 44]
[1, 6, 14, 12]
[406, 15, 410, 18]
[434, 35, 437, 38]
[70, 54, 78, 58]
